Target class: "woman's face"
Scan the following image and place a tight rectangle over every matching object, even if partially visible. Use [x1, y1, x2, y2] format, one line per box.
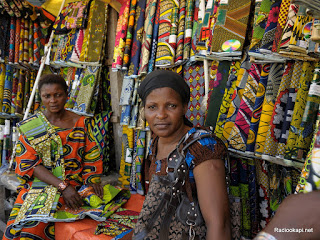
[40, 83, 67, 113]
[144, 87, 188, 138]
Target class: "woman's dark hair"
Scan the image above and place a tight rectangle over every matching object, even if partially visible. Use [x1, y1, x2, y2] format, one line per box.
[38, 74, 68, 94]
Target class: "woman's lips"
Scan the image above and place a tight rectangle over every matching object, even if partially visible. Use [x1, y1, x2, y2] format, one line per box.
[154, 123, 170, 129]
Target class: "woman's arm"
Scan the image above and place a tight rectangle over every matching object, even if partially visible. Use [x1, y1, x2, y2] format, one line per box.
[194, 159, 231, 240]
[33, 165, 83, 210]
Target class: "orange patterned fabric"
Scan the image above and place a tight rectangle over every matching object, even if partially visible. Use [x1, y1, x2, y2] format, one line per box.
[3, 116, 103, 240]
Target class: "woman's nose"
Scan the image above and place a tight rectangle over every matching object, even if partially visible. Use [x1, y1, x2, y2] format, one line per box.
[156, 108, 167, 119]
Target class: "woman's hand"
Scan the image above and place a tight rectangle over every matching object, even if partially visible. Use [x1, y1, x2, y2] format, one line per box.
[88, 183, 104, 199]
[62, 186, 83, 210]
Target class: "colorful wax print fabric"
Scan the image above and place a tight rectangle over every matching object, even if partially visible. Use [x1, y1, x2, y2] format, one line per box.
[279, 4, 299, 51]
[210, 0, 252, 54]
[184, 62, 206, 127]
[228, 63, 261, 151]
[271, 0, 292, 53]
[296, 117, 320, 193]
[285, 62, 315, 160]
[276, 61, 303, 158]
[183, 0, 195, 61]
[8, 17, 15, 64]
[14, 17, 20, 64]
[0, 12, 10, 61]
[222, 56, 251, 144]
[174, 0, 186, 64]
[246, 64, 270, 154]
[260, 0, 282, 53]
[112, 0, 130, 71]
[268, 163, 282, 216]
[256, 159, 271, 229]
[262, 61, 294, 157]
[118, 126, 134, 189]
[249, 0, 273, 53]
[123, 0, 138, 70]
[229, 196, 241, 240]
[206, 61, 231, 129]
[255, 63, 284, 156]
[95, 208, 140, 236]
[85, 0, 108, 63]
[248, 158, 259, 237]
[155, 0, 178, 67]
[148, 2, 160, 72]
[15, 69, 25, 115]
[0, 64, 6, 112]
[2, 65, 13, 114]
[138, 0, 158, 75]
[71, 66, 100, 115]
[214, 61, 241, 141]
[293, 62, 320, 161]
[128, 0, 147, 77]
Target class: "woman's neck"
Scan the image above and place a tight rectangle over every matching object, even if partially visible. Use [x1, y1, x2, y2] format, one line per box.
[158, 124, 191, 146]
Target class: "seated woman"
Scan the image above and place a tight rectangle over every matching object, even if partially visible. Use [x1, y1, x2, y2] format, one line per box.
[123, 70, 231, 239]
[4, 74, 103, 240]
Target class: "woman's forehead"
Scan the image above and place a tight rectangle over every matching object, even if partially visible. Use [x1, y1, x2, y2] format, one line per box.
[146, 87, 182, 101]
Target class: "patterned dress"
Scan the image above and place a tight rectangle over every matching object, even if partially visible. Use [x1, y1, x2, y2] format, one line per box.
[4, 114, 103, 240]
[132, 127, 227, 239]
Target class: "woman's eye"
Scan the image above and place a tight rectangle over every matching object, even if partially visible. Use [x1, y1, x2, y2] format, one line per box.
[147, 105, 155, 109]
[168, 104, 176, 108]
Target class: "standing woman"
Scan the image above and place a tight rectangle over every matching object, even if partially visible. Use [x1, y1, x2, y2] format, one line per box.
[130, 70, 230, 239]
[4, 74, 103, 240]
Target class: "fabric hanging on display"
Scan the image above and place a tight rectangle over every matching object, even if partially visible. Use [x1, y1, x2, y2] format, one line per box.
[18, 18, 25, 65]
[138, 0, 157, 75]
[15, 69, 25, 115]
[259, 0, 283, 53]
[129, 80, 140, 128]
[128, 0, 147, 77]
[11, 69, 18, 114]
[0, 0, 14, 16]
[288, 6, 312, 54]
[72, 66, 100, 114]
[254, 63, 284, 156]
[210, 0, 252, 54]
[66, 68, 83, 109]
[53, 35, 67, 64]
[69, 29, 84, 63]
[0, 15, 9, 61]
[222, 56, 251, 143]
[214, 61, 241, 141]
[147, 1, 160, 72]
[28, 19, 33, 65]
[262, 61, 294, 158]
[239, 158, 251, 239]
[228, 63, 262, 150]
[14, 17, 20, 64]
[195, 0, 212, 55]
[129, 131, 138, 193]
[112, 0, 130, 71]
[52, 1, 74, 34]
[228, 63, 262, 151]
[2, 65, 13, 114]
[248, 158, 259, 237]
[205, 0, 219, 54]
[268, 163, 282, 216]
[119, 77, 134, 106]
[292, 62, 320, 161]
[29, 71, 35, 114]
[174, 0, 186, 64]
[0, 64, 6, 112]
[60, 28, 77, 62]
[118, 126, 134, 189]
[85, 0, 108, 63]
[183, 0, 195, 61]
[256, 159, 271, 229]
[284, 62, 315, 160]
[23, 71, 30, 112]
[249, 0, 273, 54]
[184, 62, 205, 127]
[296, 115, 320, 193]
[8, 17, 15, 64]
[123, 0, 138, 70]
[66, 29, 79, 62]
[194, 0, 206, 55]
[276, 61, 303, 158]
[33, 21, 41, 67]
[133, 130, 146, 195]
[281, 167, 292, 197]
[120, 105, 132, 126]
[271, 0, 292, 53]
[246, 63, 271, 154]
[189, 0, 199, 61]
[22, 18, 29, 66]
[206, 61, 231, 128]
[155, 0, 178, 67]
[168, 4, 179, 60]
[278, 4, 299, 52]
[206, 60, 219, 105]
[65, 0, 90, 30]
